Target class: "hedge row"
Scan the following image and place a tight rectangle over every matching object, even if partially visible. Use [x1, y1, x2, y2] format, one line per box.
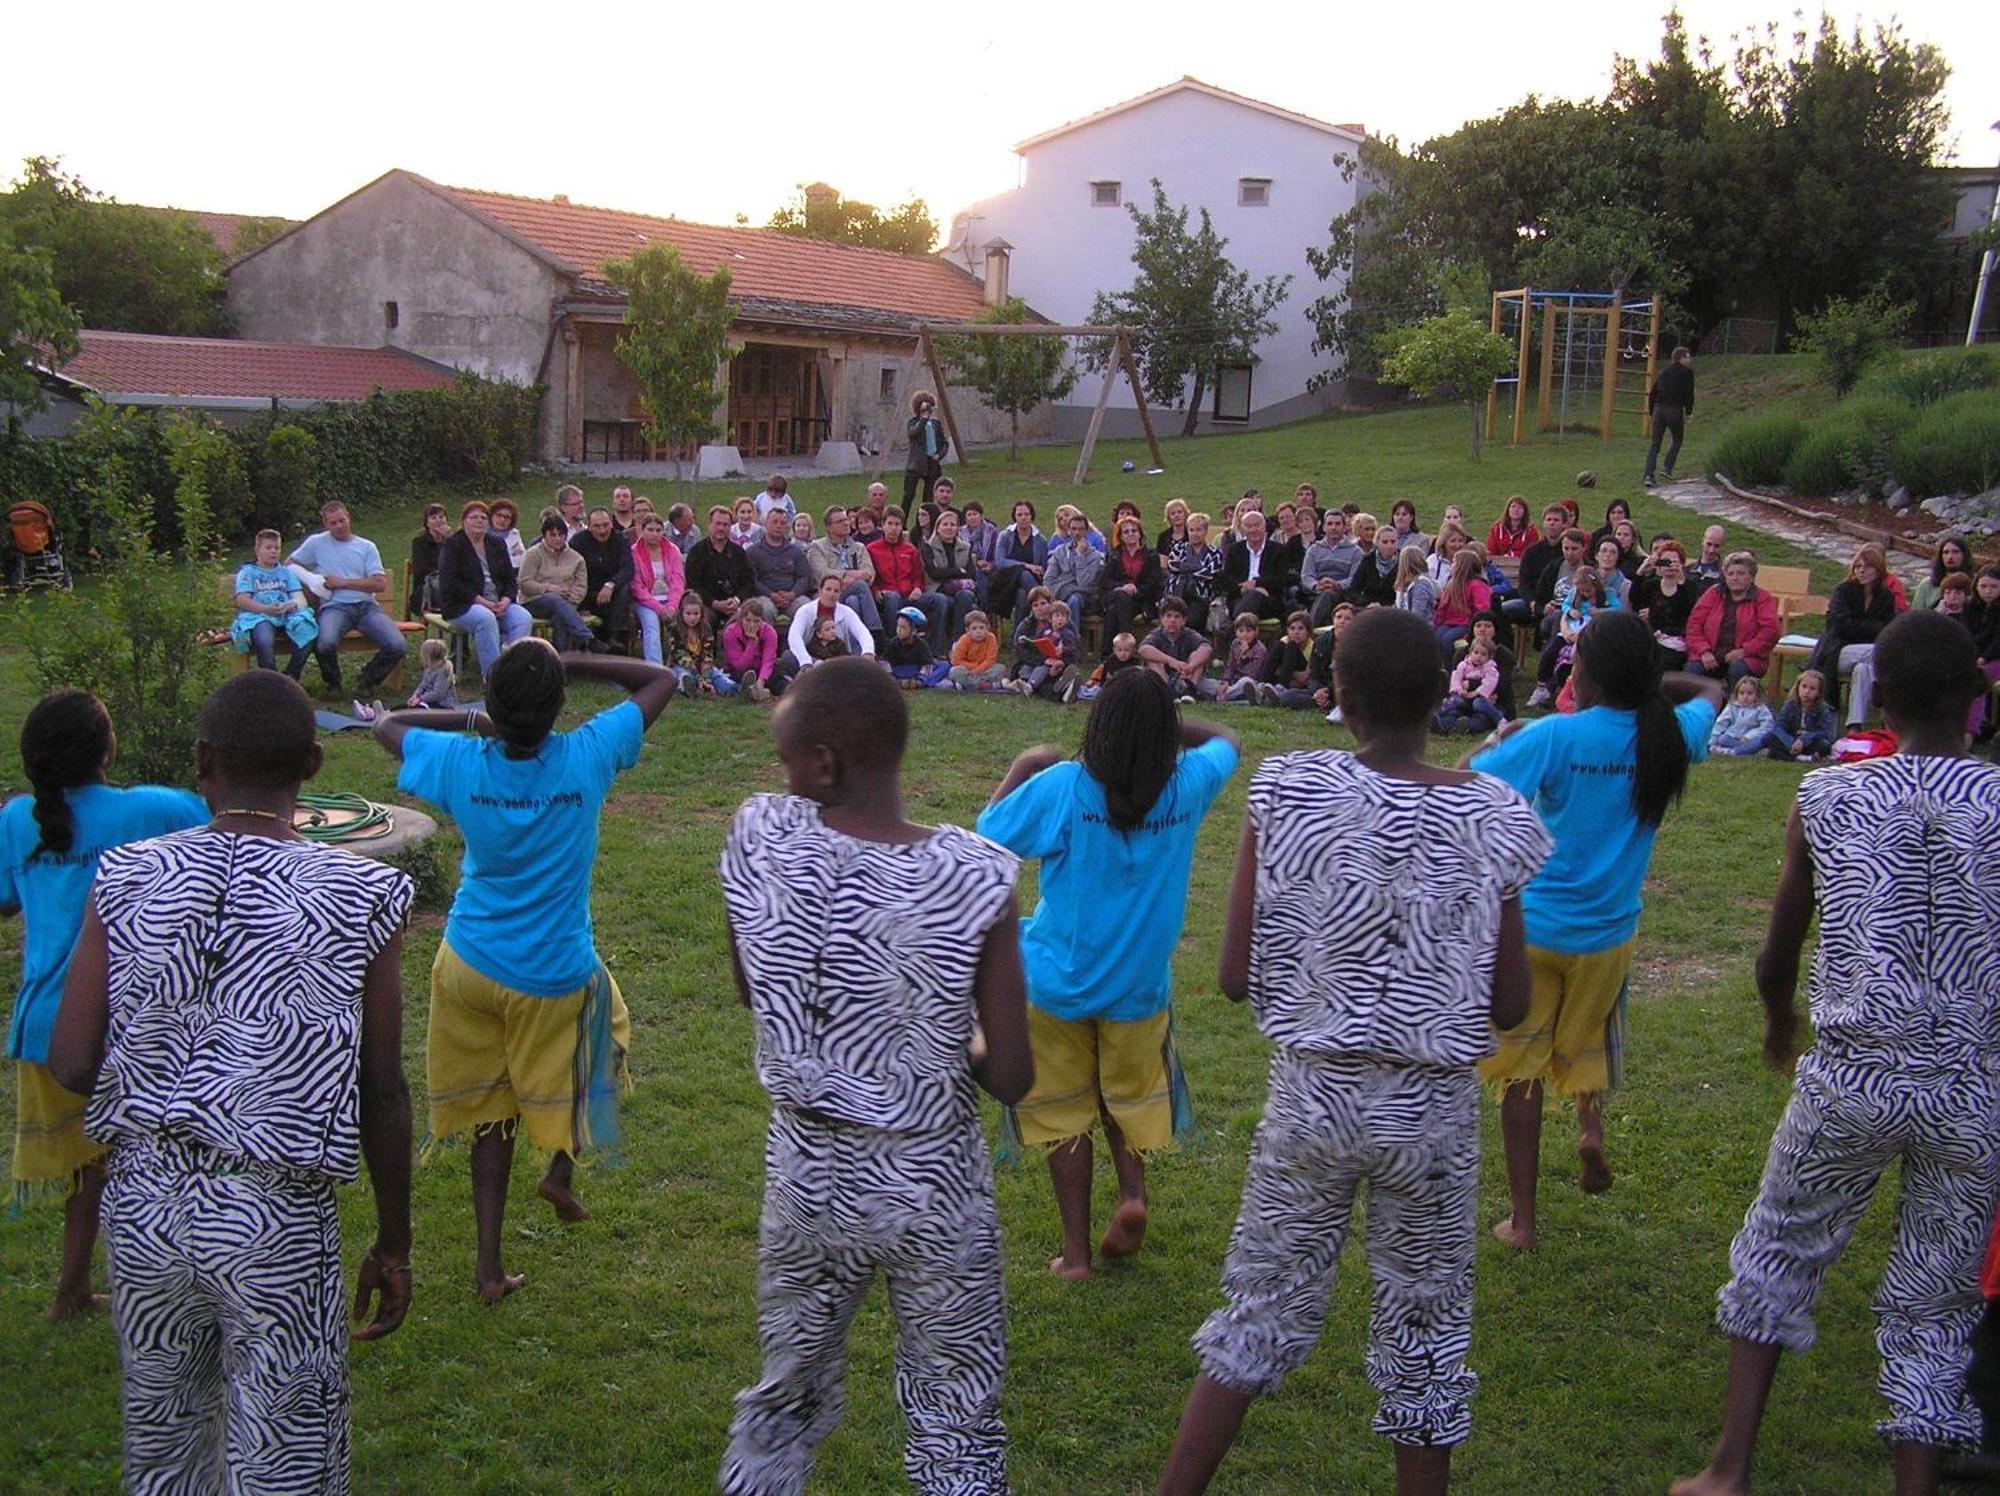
[0, 372, 542, 558]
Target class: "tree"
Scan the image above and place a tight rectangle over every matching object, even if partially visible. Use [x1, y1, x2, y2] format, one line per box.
[1377, 309, 1517, 457]
[766, 184, 938, 256]
[1793, 288, 1914, 395]
[602, 243, 736, 493]
[0, 158, 230, 336]
[1087, 180, 1290, 436]
[230, 215, 293, 257]
[935, 298, 1078, 459]
[0, 222, 80, 414]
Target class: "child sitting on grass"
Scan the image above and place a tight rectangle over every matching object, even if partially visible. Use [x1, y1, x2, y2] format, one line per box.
[1710, 675, 1776, 756]
[1673, 609, 2000, 1496]
[1433, 638, 1503, 735]
[806, 615, 847, 664]
[1219, 613, 1268, 704]
[1466, 612, 1519, 720]
[949, 610, 1009, 691]
[1078, 632, 1140, 701]
[717, 658, 1031, 1495]
[883, 606, 950, 689]
[1758, 670, 1836, 762]
[1011, 587, 1055, 686]
[668, 591, 737, 697]
[407, 638, 458, 710]
[1017, 601, 1081, 701]
[720, 596, 781, 703]
[1255, 611, 1315, 709]
[1157, 607, 1548, 1496]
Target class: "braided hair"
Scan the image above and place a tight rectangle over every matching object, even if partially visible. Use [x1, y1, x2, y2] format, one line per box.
[1574, 611, 1688, 828]
[21, 691, 113, 861]
[485, 638, 566, 755]
[1080, 666, 1179, 833]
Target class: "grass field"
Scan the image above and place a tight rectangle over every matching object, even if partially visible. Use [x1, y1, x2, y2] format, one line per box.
[0, 371, 1919, 1494]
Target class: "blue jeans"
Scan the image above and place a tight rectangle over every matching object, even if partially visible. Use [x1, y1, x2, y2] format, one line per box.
[673, 666, 738, 696]
[448, 602, 533, 677]
[525, 593, 592, 652]
[1434, 697, 1502, 734]
[839, 582, 882, 633]
[313, 599, 406, 691]
[247, 620, 310, 678]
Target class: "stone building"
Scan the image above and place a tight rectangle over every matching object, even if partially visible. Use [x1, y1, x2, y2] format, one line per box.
[227, 170, 1039, 467]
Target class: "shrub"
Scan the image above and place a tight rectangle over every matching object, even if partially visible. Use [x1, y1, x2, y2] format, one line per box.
[1867, 346, 2000, 406]
[1708, 411, 1808, 488]
[1892, 391, 2000, 497]
[249, 422, 319, 537]
[162, 411, 251, 544]
[1782, 395, 1913, 497]
[1793, 289, 1913, 396]
[6, 405, 226, 786]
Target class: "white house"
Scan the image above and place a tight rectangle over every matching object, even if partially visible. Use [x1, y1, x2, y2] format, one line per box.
[947, 77, 1366, 438]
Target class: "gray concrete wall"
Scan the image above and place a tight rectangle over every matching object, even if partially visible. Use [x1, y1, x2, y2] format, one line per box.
[814, 340, 1055, 457]
[227, 174, 560, 388]
[1040, 378, 1348, 442]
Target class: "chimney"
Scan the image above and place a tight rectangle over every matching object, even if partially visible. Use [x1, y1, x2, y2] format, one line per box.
[982, 240, 1012, 307]
[803, 182, 838, 208]
[553, 194, 570, 205]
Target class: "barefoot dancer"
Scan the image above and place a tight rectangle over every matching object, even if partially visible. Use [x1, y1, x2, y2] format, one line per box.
[1159, 609, 1548, 1496]
[1674, 611, 2000, 1496]
[1465, 611, 1720, 1249]
[373, 642, 674, 1301]
[1, 692, 205, 1320]
[979, 668, 1238, 1280]
[718, 658, 1032, 1495]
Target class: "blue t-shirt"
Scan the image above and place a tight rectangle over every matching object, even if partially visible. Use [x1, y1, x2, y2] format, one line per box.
[976, 737, 1238, 1021]
[290, 532, 386, 606]
[1474, 699, 1716, 954]
[398, 701, 643, 996]
[1, 784, 208, 1064]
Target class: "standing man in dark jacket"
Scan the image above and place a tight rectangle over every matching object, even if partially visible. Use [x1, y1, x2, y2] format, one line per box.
[1645, 346, 1695, 487]
[902, 390, 950, 515]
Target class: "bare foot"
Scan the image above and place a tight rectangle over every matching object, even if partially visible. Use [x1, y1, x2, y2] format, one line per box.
[1048, 1254, 1091, 1282]
[1667, 1470, 1747, 1496]
[477, 1273, 527, 1304]
[1579, 1141, 1613, 1195]
[1098, 1199, 1149, 1260]
[538, 1175, 589, 1223]
[46, 1290, 108, 1322]
[1491, 1216, 1537, 1251]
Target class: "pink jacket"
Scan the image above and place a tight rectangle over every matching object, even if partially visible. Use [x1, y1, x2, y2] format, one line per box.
[631, 539, 685, 618]
[721, 617, 778, 681]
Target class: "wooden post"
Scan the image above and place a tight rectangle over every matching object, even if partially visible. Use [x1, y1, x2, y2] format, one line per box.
[919, 328, 970, 471]
[1536, 298, 1558, 434]
[1642, 293, 1663, 440]
[1510, 286, 1532, 446]
[1598, 287, 1623, 441]
[1117, 331, 1164, 472]
[563, 322, 583, 464]
[1485, 291, 1504, 443]
[1073, 355, 1119, 486]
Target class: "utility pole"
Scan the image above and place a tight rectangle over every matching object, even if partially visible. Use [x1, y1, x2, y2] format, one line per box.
[1967, 120, 2000, 348]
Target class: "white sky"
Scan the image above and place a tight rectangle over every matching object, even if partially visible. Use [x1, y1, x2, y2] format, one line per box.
[3, 0, 1993, 233]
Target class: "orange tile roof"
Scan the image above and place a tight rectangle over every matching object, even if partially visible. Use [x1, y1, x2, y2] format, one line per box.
[435, 182, 992, 326]
[61, 331, 457, 402]
[138, 206, 294, 256]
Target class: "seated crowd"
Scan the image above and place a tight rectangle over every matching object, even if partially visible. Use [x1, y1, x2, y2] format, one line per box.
[239, 481, 1990, 753]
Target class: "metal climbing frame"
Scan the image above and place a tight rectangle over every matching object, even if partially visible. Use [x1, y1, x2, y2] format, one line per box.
[1484, 288, 1661, 445]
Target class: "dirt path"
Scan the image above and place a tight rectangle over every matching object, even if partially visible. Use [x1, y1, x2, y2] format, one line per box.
[1651, 478, 1926, 584]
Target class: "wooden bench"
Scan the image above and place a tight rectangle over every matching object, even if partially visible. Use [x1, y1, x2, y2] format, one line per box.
[1757, 565, 1830, 632]
[215, 567, 420, 688]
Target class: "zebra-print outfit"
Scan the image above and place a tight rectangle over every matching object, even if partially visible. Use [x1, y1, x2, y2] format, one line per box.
[1193, 753, 1549, 1445]
[718, 795, 1019, 1496]
[1716, 755, 2000, 1448]
[87, 828, 413, 1496]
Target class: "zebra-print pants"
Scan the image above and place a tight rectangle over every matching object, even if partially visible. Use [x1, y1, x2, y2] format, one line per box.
[1717, 1049, 2000, 1447]
[1193, 1051, 1481, 1446]
[103, 1134, 350, 1495]
[720, 1107, 1008, 1495]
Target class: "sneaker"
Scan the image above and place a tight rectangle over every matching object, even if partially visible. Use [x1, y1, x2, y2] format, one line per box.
[677, 674, 697, 698]
[1527, 685, 1552, 709]
[1324, 705, 1343, 725]
[1060, 675, 1079, 704]
[748, 677, 770, 703]
[737, 670, 757, 697]
[351, 699, 378, 723]
[1257, 682, 1280, 707]
[1012, 678, 1034, 696]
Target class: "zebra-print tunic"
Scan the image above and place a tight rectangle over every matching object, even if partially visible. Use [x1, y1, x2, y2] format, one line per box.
[88, 828, 412, 1496]
[719, 795, 1018, 1495]
[1715, 755, 2000, 1449]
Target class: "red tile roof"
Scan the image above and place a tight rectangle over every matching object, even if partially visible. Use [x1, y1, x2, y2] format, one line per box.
[138, 206, 295, 257]
[60, 331, 457, 402]
[435, 182, 992, 325]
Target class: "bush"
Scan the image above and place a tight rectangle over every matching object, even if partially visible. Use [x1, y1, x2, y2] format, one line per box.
[1708, 411, 1808, 488]
[1782, 395, 1913, 497]
[1793, 289, 1913, 396]
[6, 405, 226, 786]
[1866, 346, 2000, 406]
[162, 411, 251, 544]
[1892, 391, 2000, 497]
[249, 422, 319, 537]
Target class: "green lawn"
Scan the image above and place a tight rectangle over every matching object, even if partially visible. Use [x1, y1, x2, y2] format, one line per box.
[0, 379, 1913, 1494]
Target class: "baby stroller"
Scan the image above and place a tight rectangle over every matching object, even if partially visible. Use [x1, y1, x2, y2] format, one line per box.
[6, 501, 73, 591]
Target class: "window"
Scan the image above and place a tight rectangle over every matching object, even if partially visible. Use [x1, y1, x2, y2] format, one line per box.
[1090, 180, 1121, 208]
[1213, 364, 1253, 423]
[383, 300, 399, 330]
[879, 366, 897, 402]
[1238, 178, 1271, 208]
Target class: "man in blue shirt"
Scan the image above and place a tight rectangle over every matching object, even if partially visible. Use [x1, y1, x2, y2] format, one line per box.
[290, 501, 407, 700]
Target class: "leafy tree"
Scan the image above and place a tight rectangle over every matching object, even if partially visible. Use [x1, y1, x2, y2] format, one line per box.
[935, 298, 1077, 459]
[0, 222, 80, 414]
[0, 158, 230, 335]
[602, 243, 736, 492]
[1087, 180, 1290, 435]
[767, 184, 938, 256]
[1377, 309, 1517, 457]
[1793, 288, 1914, 395]
[230, 215, 293, 257]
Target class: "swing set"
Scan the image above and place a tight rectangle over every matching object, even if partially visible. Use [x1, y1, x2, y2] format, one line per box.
[1484, 287, 1663, 446]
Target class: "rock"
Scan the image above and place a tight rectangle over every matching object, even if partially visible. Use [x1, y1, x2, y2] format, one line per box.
[1921, 496, 1957, 518]
[695, 444, 745, 480]
[812, 441, 862, 475]
[1887, 484, 1915, 512]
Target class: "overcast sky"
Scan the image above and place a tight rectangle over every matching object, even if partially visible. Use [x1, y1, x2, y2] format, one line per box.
[4, 0, 1993, 233]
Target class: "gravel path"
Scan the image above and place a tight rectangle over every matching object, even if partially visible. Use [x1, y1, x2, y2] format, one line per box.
[1650, 478, 1926, 584]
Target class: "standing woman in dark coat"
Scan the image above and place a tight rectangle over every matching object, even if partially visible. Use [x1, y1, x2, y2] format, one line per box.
[1810, 543, 1903, 726]
[902, 390, 950, 515]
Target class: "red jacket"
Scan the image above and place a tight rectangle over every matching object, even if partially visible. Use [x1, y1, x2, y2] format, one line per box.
[868, 537, 926, 597]
[1485, 521, 1539, 560]
[1686, 585, 1780, 672]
